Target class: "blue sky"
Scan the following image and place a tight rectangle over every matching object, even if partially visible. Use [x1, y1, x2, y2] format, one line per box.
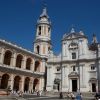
[0, 0, 100, 54]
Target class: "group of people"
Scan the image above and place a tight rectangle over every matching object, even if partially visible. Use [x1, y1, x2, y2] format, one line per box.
[95, 91, 100, 100]
[60, 91, 100, 100]
[67, 92, 82, 100]
[36, 90, 42, 96]
[60, 92, 82, 100]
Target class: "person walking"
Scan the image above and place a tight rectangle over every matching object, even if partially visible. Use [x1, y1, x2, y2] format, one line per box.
[76, 93, 82, 100]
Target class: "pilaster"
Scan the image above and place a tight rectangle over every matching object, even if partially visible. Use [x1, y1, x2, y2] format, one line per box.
[11, 52, 17, 67]
[20, 76, 25, 92]
[39, 78, 44, 91]
[31, 59, 34, 72]
[22, 56, 26, 69]
[40, 59, 46, 73]
[0, 48, 5, 64]
[8, 74, 14, 90]
[29, 79, 33, 93]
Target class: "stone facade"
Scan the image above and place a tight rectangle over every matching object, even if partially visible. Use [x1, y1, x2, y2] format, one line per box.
[0, 7, 49, 93]
[47, 28, 100, 92]
[0, 6, 100, 94]
[0, 39, 46, 93]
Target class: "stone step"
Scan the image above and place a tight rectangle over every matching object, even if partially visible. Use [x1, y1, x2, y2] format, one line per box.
[42, 91, 95, 97]
[0, 96, 26, 100]
[0, 97, 17, 100]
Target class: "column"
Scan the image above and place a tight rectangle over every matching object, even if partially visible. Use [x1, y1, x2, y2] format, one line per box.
[22, 56, 26, 70]
[62, 66, 65, 87]
[69, 79, 72, 92]
[47, 67, 51, 86]
[11, 52, 17, 67]
[80, 65, 83, 88]
[62, 66, 68, 91]
[31, 59, 34, 72]
[80, 64, 85, 88]
[8, 74, 14, 91]
[39, 78, 44, 91]
[66, 67, 69, 88]
[29, 79, 33, 93]
[40, 59, 46, 73]
[20, 76, 25, 92]
[46, 66, 53, 91]
[0, 48, 5, 64]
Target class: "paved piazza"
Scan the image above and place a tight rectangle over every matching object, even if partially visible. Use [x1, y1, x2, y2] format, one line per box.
[0, 93, 95, 100]
[26, 97, 94, 100]
[23, 94, 95, 100]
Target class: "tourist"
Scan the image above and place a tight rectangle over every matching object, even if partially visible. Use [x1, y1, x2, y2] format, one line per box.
[95, 91, 100, 99]
[67, 92, 71, 99]
[71, 92, 75, 99]
[76, 93, 82, 100]
[59, 92, 63, 99]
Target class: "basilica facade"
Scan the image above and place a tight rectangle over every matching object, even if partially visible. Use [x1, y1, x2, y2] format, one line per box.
[47, 28, 100, 92]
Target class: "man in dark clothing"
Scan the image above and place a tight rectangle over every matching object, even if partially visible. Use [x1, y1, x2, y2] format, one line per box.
[95, 92, 100, 99]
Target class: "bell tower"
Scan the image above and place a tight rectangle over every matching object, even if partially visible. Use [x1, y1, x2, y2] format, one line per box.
[34, 7, 52, 57]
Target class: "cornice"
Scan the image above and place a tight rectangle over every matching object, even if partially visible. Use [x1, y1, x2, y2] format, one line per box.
[47, 58, 100, 64]
[0, 39, 42, 59]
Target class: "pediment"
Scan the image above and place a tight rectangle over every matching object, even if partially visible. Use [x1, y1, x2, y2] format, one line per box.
[68, 71, 79, 78]
[63, 32, 87, 40]
[89, 78, 97, 82]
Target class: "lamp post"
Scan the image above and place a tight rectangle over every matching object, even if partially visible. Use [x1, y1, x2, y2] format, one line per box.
[89, 34, 100, 92]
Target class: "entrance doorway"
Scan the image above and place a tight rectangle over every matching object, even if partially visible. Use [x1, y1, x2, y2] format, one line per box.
[92, 83, 96, 92]
[72, 80, 77, 92]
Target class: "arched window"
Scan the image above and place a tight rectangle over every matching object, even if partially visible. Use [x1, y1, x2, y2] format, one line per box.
[34, 61, 40, 72]
[0, 74, 9, 89]
[16, 54, 23, 68]
[3, 50, 12, 65]
[36, 45, 40, 54]
[26, 58, 32, 70]
[38, 26, 41, 35]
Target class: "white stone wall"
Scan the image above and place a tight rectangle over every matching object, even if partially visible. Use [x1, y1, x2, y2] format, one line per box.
[47, 32, 100, 92]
